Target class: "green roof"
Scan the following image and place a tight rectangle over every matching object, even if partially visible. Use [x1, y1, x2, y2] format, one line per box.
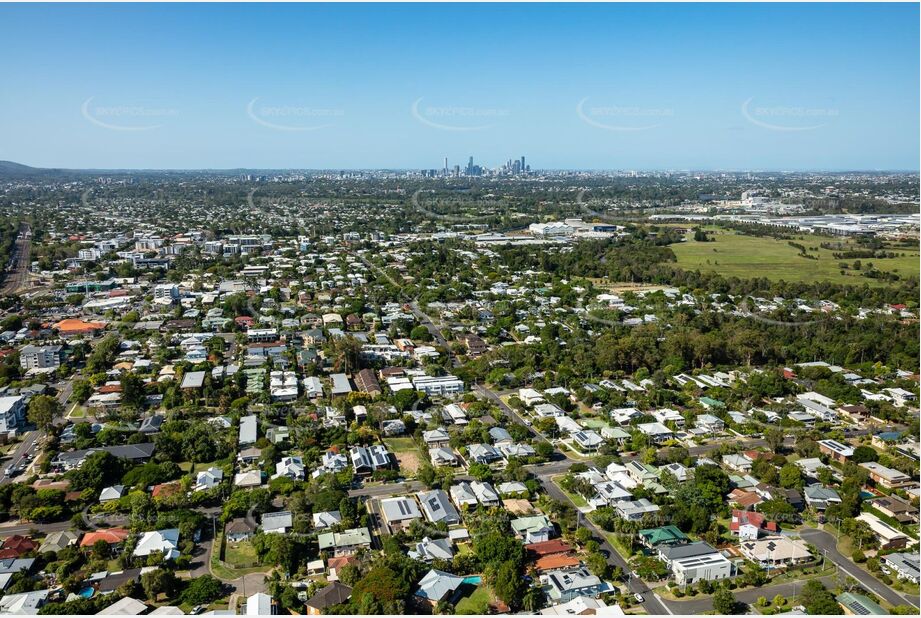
[639, 525, 688, 546]
[699, 397, 725, 407]
[836, 592, 886, 615]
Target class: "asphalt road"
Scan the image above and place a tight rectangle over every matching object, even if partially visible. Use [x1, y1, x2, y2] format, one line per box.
[661, 575, 837, 614]
[0, 430, 40, 484]
[0, 518, 71, 537]
[800, 528, 919, 609]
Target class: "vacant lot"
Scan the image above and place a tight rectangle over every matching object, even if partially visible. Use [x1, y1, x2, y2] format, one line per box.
[670, 228, 919, 286]
[384, 437, 423, 476]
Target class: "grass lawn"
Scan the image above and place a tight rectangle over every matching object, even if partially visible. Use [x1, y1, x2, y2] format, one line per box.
[670, 228, 919, 286]
[224, 540, 259, 568]
[552, 474, 589, 508]
[455, 585, 492, 614]
[383, 437, 418, 453]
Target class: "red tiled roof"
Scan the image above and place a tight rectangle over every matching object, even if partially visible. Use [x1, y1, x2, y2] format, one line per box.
[525, 539, 573, 557]
[730, 509, 778, 532]
[80, 528, 130, 546]
[730, 490, 764, 509]
[535, 554, 582, 572]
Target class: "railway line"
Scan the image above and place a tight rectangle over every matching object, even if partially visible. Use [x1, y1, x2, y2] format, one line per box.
[1, 222, 32, 295]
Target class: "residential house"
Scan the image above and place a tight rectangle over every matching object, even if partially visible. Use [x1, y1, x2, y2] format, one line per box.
[836, 592, 887, 616]
[804, 485, 842, 513]
[79, 528, 131, 552]
[511, 515, 554, 543]
[739, 536, 812, 567]
[856, 512, 908, 550]
[658, 542, 733, 585]
[311, 510, 342, 531]
[818, 439, 853, 463]
[317, 528, 373, 556]
[430, 447, 458, 467]
[730, 510, 778, 540]
[880, 552, 920, 584]
[304, 582, 352, 615]
[38, 530, 81, 554]
[261, 511, 293, 534]
[638, 526, 689, 550]
[614, 499, 660, 521]
[543, 568, 610, 604]
[870, 496, 918, 524]
[410, 537, 455, 562]
[380, 497, 422, 532]
[414, 569, 465, 606]
[422, 428, 451, 449]
[133, 529, 180, 561]
[466, 443, 502, 465]
[416, 490, 460, 525]
[349, 445, 391, 475]
[274, 456, 306, 481]
[860, 462, 913, 490]
[225, 518, 256, 542]
[194, 467, 224, 491]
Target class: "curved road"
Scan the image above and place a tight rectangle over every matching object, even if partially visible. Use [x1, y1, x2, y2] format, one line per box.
[800, 528, 919, 609]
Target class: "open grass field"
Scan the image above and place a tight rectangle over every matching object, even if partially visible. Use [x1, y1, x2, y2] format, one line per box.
[669, 228, 919, 286]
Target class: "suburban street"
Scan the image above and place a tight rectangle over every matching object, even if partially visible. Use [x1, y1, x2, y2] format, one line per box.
[800, 528, 919, 609]
[534, 471, 671, 615]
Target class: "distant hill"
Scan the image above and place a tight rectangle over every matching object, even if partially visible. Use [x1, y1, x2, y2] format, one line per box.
[0, 160, 69, 179]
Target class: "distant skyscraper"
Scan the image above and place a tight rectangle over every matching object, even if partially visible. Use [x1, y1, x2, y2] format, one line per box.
[443, 157, 448, 176]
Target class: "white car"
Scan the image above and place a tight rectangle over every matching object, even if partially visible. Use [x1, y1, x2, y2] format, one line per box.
[634, 594, 644, 603]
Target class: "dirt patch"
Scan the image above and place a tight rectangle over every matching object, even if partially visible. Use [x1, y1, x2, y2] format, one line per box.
[395, 451, 421, 476]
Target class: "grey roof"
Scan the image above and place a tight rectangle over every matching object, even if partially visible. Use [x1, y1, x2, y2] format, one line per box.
[415, 569, 465, 602]
[660, 541, 719, 561]
[411, 537, 454, 562]
[54, 443, 155, 466]
[330, 373, 352, 395]
[317, 527, 372, 551]
[0, 558, 35, 575]
[489, 427, 513, 443]
[261, 510, 293, 530]
[180, 370, 206, 389]
[417, 489, 460, 524]
[239, 414, 258, 444]
[804, 485, 841, 503]
[380, 497, 422, 523]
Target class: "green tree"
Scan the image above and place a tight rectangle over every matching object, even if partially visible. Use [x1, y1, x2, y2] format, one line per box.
[27, 394, 61, 431]
[493, 560, 525, 609]
[180, 575, 224, 606]
[712, 587, 739, 614]
[798, 580, 841, 614]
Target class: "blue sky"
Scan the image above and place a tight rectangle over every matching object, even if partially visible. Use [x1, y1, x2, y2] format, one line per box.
[0, 2, 918, 170]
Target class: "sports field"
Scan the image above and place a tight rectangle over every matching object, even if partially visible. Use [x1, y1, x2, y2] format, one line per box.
[670, 228, 919, 286]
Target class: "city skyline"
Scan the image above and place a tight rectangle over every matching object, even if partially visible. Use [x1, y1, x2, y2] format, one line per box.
[0, 2, 918, 171]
